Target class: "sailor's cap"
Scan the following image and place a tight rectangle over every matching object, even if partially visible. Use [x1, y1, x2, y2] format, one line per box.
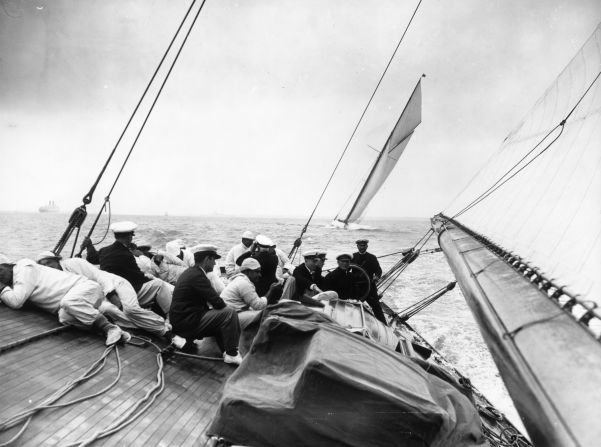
[336, 253, 352, 261]
[255, 234, 274, 247]
[242, 231, 255, 240]
[192, 244, 221, 259]
[316, 250, 328, 259]
[355, 239, 369, 244]
[303, 249, 321, 259]
[134, 239, 152, 250]
[110, 221, 137, 234]
[240, 258, 261, 272]
[36, 251, 61, 262]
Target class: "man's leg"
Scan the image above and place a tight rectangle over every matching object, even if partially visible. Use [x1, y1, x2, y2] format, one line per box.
[193, 307, 241, 356]
[115, 281, 169, 335]
[137, 278, 173, 315]
[365, 295, 387, 325]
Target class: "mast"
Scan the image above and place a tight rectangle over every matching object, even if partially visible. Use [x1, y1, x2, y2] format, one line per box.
[342, 77, 422, 225]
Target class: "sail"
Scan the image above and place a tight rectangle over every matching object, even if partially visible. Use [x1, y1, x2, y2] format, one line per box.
[444, 24, 601, 306]
[342, 79, 422, 224]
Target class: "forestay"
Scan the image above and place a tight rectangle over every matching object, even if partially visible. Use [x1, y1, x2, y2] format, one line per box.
[444, 24, 601, 306]
[340, 79, 422, 224]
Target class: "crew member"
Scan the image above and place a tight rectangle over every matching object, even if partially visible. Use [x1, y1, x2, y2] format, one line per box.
[224, 231, 255, 277]
[36, 251, 171, 337]
[82, 221, 173, 317]
[236, 235, 280, 296]
[220, 258, 281, 329]
[351, 239, 387, 324]
[324, 253, 357, 299]
[285, 249, 337, 304]
[169, 245, 242, 366]
[0, 259, 129, 346]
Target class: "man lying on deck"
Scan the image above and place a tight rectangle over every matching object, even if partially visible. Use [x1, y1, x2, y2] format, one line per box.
[36, 251, 172, 338]
[169, 245, 242, 366]
[0, 260, 129, 345]
[221, 258, 281, 329]
[82, 221, 173, 318]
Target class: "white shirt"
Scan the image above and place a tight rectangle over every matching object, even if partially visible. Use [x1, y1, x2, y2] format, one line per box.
[220, 273, 267, 312]
[0, 259, 86, 313]
[224, 242, 251, 277]
[60, 257, 124, 296]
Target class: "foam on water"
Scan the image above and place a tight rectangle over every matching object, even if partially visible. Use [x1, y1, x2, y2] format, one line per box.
[0, 211, 525, 432]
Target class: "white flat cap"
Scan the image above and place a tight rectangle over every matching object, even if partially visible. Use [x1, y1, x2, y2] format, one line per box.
[36, 251, 61, 262]
[242, 231, 255, 239]
[303, 249, 320, 258]
[192, 244, 221, 259]
[134, 239, 151, 249]
[240, 258, 261, 271]
[110, 221, 137, 233]
[255, 234, 274, 247]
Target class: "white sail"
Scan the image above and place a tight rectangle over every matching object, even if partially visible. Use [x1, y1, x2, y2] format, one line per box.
[341, 79, 422, 224]
[445, 24, 601, 307]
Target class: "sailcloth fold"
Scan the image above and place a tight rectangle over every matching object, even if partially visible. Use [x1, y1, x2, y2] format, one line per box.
[343, 79, 422, 224]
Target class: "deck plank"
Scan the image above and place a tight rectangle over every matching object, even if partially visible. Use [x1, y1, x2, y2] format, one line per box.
[0, 308, 233, 446]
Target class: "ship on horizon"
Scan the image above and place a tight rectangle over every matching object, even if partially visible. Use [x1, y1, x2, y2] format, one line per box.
[38, 201, 60, 213]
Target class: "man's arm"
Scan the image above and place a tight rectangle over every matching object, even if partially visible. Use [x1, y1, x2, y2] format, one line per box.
[81, 237, 100, 264]
[195, 271, 226, 310]
[0, 265, 34, 309]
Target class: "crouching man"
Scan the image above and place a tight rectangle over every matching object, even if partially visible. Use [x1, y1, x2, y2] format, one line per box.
[221, 258, 282, 329]
[169, 245, 242, 366]
[36, 251, 171, 337]
[0, 260, 129, 345]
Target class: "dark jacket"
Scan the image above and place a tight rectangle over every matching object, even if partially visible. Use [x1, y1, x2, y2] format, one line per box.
[169, 266, 226, 337]
[324, 268, 358, 300]
[292, 263, 324, 295]
[352, 251, 382, 279]
[87, 241, 149, 292]
[237, 250, 279, 296]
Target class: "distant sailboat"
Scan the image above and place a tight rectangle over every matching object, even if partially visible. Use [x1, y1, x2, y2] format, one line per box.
[333, 78, 422, 228]
[38, 201, 60, 213]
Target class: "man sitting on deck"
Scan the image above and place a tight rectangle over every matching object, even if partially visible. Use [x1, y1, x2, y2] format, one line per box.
[169, 245, 242, 366]
[224, 230, 255, 278]
[0, 260, 129, 345]
[36, 251, 171, 337]
[221, 258, 281, 329]
[82, 221, 173, 318]
[282, 250, 337, 304]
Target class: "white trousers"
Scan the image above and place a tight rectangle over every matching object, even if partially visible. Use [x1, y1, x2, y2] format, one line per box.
[137, 278, 173, 314]
[57, 280, 104, 327]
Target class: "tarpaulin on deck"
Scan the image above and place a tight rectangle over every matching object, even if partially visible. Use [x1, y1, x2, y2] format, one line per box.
[209, 309, 484, 447]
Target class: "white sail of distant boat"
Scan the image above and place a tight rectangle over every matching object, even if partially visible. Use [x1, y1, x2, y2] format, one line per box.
[333, 78, 422, 227]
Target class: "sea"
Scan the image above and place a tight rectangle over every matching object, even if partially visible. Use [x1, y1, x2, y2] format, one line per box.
[0, 211, 525, 433]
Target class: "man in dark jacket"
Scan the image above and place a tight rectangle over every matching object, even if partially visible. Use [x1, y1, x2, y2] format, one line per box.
[236, 235, 280, 297]
[82, 221, 173, 317]
[351, 240, 387, 324]
[170, 245, 242, 365]
[324, 253, 357, 299]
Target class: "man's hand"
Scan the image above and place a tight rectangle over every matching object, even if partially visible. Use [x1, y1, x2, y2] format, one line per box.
[80, 236, 93, 251]
[293, 238, 302, 248]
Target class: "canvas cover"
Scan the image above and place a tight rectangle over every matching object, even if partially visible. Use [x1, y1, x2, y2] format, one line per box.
[209, 304, 484, 447]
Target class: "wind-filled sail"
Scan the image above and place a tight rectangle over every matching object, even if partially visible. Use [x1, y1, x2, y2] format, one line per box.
[340, 79, 422, 224]
[445, 25, 601, 306]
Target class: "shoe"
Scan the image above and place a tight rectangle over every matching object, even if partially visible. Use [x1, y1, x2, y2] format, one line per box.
[171, 335, 186, 350]
[223, 352, 242, 366]
[105, 326, 123, 346]
[121, 330, 132, 343]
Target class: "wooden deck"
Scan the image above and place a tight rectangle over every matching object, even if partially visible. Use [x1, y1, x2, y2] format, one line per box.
[0, 305, 234, 446]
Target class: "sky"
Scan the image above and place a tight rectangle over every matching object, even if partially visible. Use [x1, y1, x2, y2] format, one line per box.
[0, 0, 600, 219]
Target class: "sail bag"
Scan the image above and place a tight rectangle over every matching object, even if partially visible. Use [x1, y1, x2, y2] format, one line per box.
[208, 307, 484, 447]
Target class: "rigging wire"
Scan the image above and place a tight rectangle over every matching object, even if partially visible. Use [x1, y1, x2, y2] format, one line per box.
[289, 0, 424, 259]
[448, 69, 601, 221]
[75, 0, 209, 257]
[53, 0, 200, 256]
